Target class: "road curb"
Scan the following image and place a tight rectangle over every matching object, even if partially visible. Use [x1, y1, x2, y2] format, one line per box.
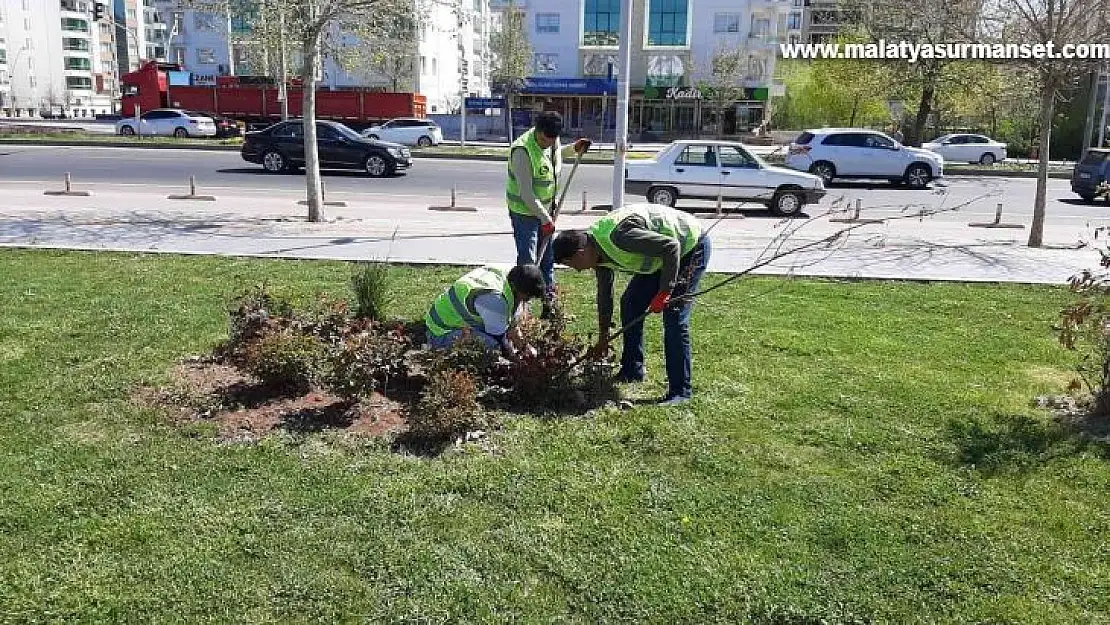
[0, 138, 1075, 179]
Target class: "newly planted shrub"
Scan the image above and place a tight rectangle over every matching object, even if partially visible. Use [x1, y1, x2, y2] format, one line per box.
[220, 284, 296, 360]
[407, 370, 482, 440]
[240, 330, 331, 393]
[1059, 231, 1110, 416]
[351, 262, 392, 322]
[326, 327, 410, 399]
[493, 315, 588, 411]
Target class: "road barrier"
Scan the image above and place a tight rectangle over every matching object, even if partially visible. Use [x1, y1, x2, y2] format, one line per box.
[969, 202, 1024, 229]
[428, 184, 478, 212]
[43, 172, 90, 197]
[168, 175, 216, 201]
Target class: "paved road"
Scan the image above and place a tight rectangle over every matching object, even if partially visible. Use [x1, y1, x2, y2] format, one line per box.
[0, 144, 1099, 226]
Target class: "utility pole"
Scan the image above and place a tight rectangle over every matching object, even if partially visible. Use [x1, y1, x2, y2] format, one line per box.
[610, 0, 633, 210]
[279, 4, 289, 120]
[1100, 65, 1109, 148]
[225, 4, 236, 76]
[1083, 69, 1099, 152]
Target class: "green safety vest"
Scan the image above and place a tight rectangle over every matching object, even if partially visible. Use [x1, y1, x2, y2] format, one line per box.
[425, 266, 517, 338]
[589, 204, 703, 275]
[506, 127, 560, 216]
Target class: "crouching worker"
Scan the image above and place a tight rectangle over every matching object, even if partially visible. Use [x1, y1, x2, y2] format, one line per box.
[424, 264, 547, 360]
[552, 203, 711, 406]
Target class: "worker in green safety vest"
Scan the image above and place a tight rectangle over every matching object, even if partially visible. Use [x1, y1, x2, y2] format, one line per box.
[552, 204, 712, 407]
[506, 111, 592, 319]
[424, 264, 547, 359]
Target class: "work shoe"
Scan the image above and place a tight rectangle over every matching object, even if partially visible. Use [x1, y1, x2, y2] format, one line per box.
[615, 368, 644, 383]
[657, 395, 692, 407]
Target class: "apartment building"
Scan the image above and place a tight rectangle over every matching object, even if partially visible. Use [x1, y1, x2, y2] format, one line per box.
[148, 0, 493, 115]
[801, 0, 850, 43]
[1, 0, 117, 118]
[492, 0, 798, 139]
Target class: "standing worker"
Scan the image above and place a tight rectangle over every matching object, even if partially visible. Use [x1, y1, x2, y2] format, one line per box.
[506, 111, 592, 318]
[552, 204, 711, 406]
[424, 264, 547, 360]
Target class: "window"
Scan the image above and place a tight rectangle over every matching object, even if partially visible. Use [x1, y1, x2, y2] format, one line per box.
[24, 17, 29, 29]
[534, 53, 558, 74]
[63, 38, 89, 51]
[648, 0, 688, 46]
[536, 13, 559, 33]
[0, 50, 5, 65]
[171, 11, 183, 33]
[750, 17, 770, 37]
[126, 8, 136, 20]
[420, 56, 426, 74]
[583, 0, 620, 46]
[788, 12, 802, 30]
[172, 47, 185, 65]
[713, 13, 740, 33]
[66, 76, 92, 89]
[194, 13, 217, 31]
[864, 133, 896, 149]
[432, 58, 437, 75]
[675, 145, 717, 167]
[196, 48, 217, 64]
[61, 17, 88, 32]
[64, 57, 91, 70]
[719, 146, 758, 168]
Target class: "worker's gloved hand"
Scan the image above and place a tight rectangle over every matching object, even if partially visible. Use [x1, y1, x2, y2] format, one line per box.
[540, 221, 556, 237]
[573, 138, 592, 155]
[648, 291, 671, 314]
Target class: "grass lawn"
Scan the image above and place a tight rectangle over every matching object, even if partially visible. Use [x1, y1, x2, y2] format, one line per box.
[1, 249, 1107, 624]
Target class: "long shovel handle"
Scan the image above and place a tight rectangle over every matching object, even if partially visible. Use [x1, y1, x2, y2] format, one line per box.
[537, 152, 583, 261]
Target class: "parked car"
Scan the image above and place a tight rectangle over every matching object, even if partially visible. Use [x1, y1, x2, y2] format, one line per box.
[1071, 148, 1110, 203]
[361, 117, 443, 147]
[115, 109, 218, 138]
[624, 140, 826, 216]
[785, 128, 943, 189]
[922, 133, 1007, 165]
[241, 119, 412, 177]
[195, 111, 244, 138]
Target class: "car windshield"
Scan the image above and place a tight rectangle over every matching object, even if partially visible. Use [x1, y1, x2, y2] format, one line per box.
[328, 123, 364, 141]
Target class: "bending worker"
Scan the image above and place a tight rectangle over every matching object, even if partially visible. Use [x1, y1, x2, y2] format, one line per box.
[506, 111, 591, 318]
[552, 204, 711, 406]
[425, 264, 547, 360]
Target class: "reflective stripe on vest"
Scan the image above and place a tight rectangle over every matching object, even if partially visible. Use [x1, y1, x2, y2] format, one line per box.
[589, 205, 702, 275]
[425, 266, 516, 338]
[506, 128, 559, 216]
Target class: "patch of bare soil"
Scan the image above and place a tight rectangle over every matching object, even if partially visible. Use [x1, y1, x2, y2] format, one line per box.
[136, 359, 408, 443]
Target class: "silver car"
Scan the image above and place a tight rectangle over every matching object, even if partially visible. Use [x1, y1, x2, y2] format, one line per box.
[116, 109, 218, 138]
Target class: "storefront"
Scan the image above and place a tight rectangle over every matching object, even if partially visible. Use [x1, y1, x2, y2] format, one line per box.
[510, 76, 770, 141]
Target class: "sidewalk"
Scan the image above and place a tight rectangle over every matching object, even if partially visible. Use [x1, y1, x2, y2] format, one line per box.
[0, 183, 1102, 285]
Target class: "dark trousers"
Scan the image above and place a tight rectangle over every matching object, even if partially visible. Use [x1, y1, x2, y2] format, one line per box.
[619, 235, 711, 399]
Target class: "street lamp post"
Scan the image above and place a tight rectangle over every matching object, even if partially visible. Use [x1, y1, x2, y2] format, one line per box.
[6, 45, 29, 117]
[610, 0, 633, 210]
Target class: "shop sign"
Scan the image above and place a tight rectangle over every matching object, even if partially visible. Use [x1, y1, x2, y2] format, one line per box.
[665, 86, 702, 100]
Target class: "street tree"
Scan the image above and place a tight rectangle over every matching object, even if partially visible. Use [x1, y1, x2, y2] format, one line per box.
[844, 0, 985, 145]
[990, 0, 1110, 247]
[181, 0, 416, 222]
[695, 46, 748, 137]
[489, 0, 532, 139]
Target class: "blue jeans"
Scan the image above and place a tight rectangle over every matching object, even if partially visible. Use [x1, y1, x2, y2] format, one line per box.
[509, 212, 556, 297]
[619, 236, 711, 400]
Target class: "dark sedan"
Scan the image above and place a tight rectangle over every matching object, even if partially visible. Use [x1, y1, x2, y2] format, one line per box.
[241, 119, 412, 177]
[198, 112, 244, 138]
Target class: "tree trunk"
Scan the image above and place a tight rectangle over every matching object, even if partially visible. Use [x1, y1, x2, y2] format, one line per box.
[302, 33, 323, 223]
[849, 92, 860, 127]
[1028, 83, 1056, 248]
[910, 83, 935, 147]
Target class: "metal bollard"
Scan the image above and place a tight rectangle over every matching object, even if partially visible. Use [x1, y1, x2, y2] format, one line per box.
[429, 182, 477, 212]
[44, 172, 90, 197]
[969, 202, 1024, 229]
[169, 174, 216, 201]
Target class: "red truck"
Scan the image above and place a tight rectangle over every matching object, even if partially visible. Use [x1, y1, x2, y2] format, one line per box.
[120, 61, 427, 131]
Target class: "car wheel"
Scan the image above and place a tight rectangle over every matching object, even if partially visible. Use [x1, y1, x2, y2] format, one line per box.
[647, 186, 678, 207]
[979, 152, 997, 166]
[262, 150, 288, 173]
[119, 125, 135, 136]
[364, 155, 389, 177]
[173, 127, 189, 138]
[904, 163, 931, 189]
[417, 136, 432, 147]
[809, 161, 835, 185]
[770, 190, 804, 217]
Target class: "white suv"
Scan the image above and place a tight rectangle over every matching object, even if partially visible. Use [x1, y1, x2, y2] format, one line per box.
[361, 118, 444, 147]
[785, 128, 943, 189]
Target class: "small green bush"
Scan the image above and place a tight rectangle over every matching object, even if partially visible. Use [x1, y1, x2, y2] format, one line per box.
[241, 330, 331, 393]
[221, 284, 296, 360]
[326, 328, 410, 399]
[407, 370, 482, 440]
[351, 262, 392, 322]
